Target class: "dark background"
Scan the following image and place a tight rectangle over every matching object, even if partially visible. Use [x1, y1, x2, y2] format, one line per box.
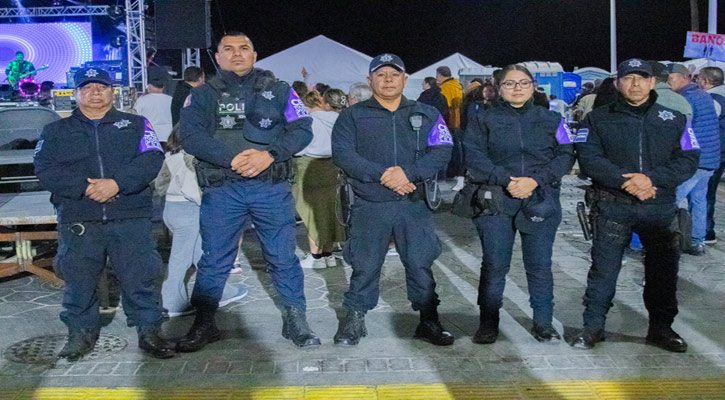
[1, 0, 723, 72]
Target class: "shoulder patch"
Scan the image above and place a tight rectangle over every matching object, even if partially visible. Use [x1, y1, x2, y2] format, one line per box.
[34, 139, 44, 155]
[284, 88, 310, 122]
[139, 119, 163, 153]
[555, 118, 574, 144]
[428, 115, 454, 146]
[680, 120, 700, 150]
[183, 94, 192, 108]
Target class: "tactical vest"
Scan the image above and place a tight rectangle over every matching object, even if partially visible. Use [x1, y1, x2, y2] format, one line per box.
[209, 70, 285, 154]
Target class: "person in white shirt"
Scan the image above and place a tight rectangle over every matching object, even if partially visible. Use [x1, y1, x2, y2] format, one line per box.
[134, 80, 173, 144]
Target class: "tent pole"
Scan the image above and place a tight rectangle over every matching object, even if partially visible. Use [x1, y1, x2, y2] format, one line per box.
[610, 0, 617, 73]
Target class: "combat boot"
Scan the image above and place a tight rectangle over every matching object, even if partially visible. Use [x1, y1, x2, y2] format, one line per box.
[175, 310, 220, 353]
[333, 309, 367, 346]
[281, 307, 321, 347]
[138, 325, 176, 359]
[472, 309, 499, 344]
[57, 327, 100, 362]
[415, 308, 455, 346]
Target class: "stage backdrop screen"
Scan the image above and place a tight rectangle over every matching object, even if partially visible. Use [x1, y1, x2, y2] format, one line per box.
[0, 22, 93, 86]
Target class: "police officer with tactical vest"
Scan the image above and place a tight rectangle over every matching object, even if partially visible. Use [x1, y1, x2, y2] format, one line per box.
[34, 68, 172, 360]
[572, 59, 700, 352]
[176, 32, 318, 351]
[331, 54, 455, 346]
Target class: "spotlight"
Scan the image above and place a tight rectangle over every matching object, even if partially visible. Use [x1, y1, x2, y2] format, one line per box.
[107, 5, 125, 19]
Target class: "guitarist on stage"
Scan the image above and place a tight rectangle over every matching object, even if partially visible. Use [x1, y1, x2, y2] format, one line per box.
[5, 51, 36, 89]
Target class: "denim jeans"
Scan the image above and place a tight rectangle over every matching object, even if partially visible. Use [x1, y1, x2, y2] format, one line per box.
[676, 168, 715, 244]
[162, 201, 203, 314]
[190, 179, 305, 311]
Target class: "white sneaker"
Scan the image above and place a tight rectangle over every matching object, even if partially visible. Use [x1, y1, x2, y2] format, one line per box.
[300, 253, 326, 269]
[166, 306, 195, 318]
[324, 256, 337, 267]
[386, 248, 398, 257]
[218, 285, 249, 307]
[452, 176, 465, 191]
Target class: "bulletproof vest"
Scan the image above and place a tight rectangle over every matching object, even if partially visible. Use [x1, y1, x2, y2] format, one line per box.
[209, 70, 285, 154]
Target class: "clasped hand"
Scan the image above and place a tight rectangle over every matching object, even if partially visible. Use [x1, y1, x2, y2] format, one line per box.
[381, 166, 415, 195]
[85, 178, 119, 203]
[621, 173, 656, 201]
[507, 177, 537, 199]
[231, 149, 274, 178]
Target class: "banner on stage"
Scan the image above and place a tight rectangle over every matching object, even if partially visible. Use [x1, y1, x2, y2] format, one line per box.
[684, 31, 725, 62]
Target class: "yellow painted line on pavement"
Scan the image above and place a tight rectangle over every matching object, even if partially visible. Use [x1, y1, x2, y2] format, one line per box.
[8, 379, 725, 399]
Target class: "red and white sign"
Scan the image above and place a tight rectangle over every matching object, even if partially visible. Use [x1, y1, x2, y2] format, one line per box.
[684, 31, 725, 61]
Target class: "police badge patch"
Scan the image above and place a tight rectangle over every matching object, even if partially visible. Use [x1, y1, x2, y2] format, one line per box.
[139, 120, 163, 153]
[428, 115, 453, 146]
[658, 110, 675, 121]
[114, 119, 131, 129]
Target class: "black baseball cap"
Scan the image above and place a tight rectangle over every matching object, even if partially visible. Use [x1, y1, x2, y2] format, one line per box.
[617, 58, 652, 79]
[369, 53, 405, 74]
[74, 68, 113, 88]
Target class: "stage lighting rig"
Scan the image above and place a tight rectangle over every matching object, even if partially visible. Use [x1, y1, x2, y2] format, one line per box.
[107, 5, 125, 19]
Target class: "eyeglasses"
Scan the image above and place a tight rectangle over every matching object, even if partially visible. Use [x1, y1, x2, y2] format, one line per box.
[501, 80, 533, 90]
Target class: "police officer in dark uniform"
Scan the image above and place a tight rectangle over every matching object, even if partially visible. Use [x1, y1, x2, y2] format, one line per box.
[572, 59, 700, 352]
[331, 54, 455, 346]
[34, 68, 172, 360]
[176, 32, 317, 351]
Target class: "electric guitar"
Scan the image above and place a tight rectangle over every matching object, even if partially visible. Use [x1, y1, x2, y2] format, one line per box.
[7, 65, 49, 88]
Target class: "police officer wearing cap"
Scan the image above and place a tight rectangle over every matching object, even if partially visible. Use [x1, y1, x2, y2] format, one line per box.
[331, 54, 455, 346]
[176, 32, 318, 351]
[572, 59, 700, 352]
[34, 68, 171, 360]
[463, 64, 576, 345]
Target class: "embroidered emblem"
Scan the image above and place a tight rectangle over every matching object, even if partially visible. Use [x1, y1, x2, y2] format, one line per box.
[85, 69, 98, 77]
[139, 120, 163, 153]
[114, 119, 131, 129]
[628, 59, 642, 67]
[658, 110, 675, 121]
[183, 95, 192, 108]
[427, 115, 454, 146]
[219, 115, 236, 129]
[284, 88, 310, 122]
[261, 91, 275, 100]
[530, 216, 545, 222]
[259, 118, 272, 128]
[379, 54, 393, 62]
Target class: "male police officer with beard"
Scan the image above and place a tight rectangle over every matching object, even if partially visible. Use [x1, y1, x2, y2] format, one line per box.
[34, 68, 171, 360]
[331, 54, 454, 346]
[176, 32, 317, 351]
[572, 59, 699, 352]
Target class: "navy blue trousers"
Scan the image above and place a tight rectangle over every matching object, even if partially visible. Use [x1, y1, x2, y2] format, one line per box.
[191, 179, 306, 311]
[342, 198, 442, 311]
[56, 218, 163, 330]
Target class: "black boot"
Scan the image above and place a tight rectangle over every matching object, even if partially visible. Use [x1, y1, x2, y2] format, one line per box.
[175, 310, 220, 353]
[281, 307, 321, 347]
[570, 327, 605, 349]
[138, 325, 176, 359]
[57, 327, 100, 362]
[334, 309, 367, 346]
[531, 324, 561, 343]
[415, 308, 454, 346]
[646, 326, 688, 353]
[472, 309, 499, 344]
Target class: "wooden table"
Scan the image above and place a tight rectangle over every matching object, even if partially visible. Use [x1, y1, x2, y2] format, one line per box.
[0, 191, 63, 287]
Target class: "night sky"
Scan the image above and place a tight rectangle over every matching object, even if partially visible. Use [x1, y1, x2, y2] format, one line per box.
[210, 0, 724, 72]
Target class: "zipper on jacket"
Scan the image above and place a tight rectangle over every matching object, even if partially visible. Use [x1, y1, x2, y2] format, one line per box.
[517, 119, 524, 176]
[638, 118, 644, 173]
[392, 113, 398, 165]
[92, 120, 108, 222]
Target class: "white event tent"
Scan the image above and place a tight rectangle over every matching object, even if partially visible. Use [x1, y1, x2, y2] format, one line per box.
[255, 35, 372, 93]
[404, 53, 485, 100]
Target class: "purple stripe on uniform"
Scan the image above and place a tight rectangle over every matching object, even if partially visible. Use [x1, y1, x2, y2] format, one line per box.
[680, 120, 700, 150]
[555, 118, 574, 144]
[284, 88, 310, 122]
[428, 115, 454, 146]
[139, 119, 163, 153]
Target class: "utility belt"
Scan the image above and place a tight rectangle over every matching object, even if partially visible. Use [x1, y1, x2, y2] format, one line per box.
[584, 186, 636, 206]
[577, 187, 634, 241]
[194, 159, 294, 188]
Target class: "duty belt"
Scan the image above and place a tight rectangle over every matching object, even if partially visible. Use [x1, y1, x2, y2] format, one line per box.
[585, 187, 636, 206]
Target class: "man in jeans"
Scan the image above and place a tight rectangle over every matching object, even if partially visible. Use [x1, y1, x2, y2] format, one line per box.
[668, 63, 721, 255]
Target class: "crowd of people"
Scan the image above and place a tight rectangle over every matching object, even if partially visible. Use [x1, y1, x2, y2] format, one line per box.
[33, 30, 724, 361]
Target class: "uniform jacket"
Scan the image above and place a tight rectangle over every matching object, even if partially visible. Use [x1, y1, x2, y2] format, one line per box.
[463, 98, 575, 190]
[439, 78, 463, 130]
[678, 83, 721, 169]
[34, 108, 164, 223]
[178, 69, 312, 179]
[332, 96, 453, 202]
[577, 93, 700, 205]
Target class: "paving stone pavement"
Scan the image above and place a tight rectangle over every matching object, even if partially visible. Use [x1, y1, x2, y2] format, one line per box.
[0, 176, 723, 389]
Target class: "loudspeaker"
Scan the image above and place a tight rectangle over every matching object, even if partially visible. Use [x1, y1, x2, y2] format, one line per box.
[155, 0, 211, 49]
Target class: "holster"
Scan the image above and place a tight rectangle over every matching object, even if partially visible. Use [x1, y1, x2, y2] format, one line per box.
[194, 159, 226, 188]
[268, 160, 294, 183]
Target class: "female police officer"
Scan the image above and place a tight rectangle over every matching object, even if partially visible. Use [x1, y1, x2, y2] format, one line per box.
[463, 64, 575, 344]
